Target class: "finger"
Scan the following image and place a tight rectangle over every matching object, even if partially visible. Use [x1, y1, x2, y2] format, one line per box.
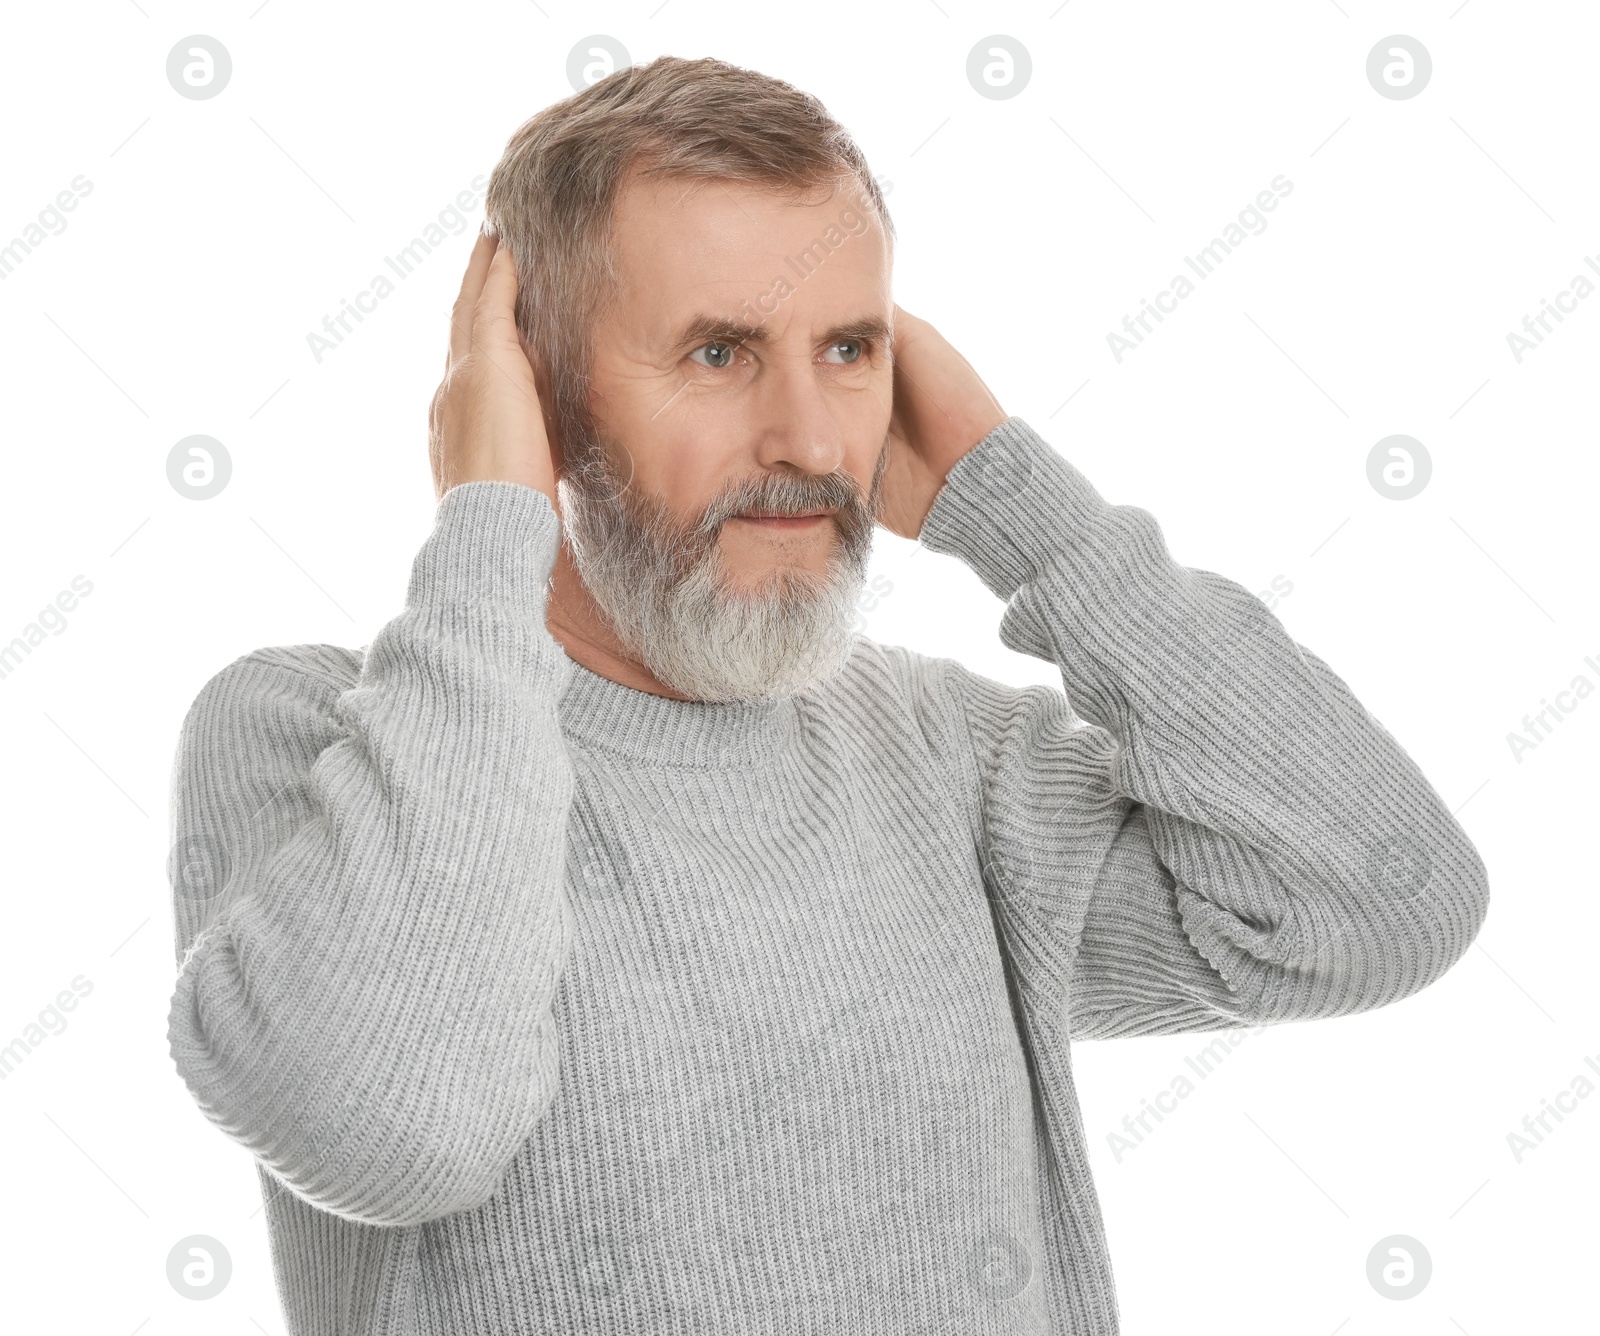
[449, 229, 499, 367]
[472, 240, 522, 350]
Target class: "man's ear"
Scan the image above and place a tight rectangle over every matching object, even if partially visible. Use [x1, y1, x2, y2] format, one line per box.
[519, 331, 567, 480]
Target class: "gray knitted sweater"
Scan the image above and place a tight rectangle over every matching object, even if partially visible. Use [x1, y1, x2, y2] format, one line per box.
[166, 417, 1489, 1335]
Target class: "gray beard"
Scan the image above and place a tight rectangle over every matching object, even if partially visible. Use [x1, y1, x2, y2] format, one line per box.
[556, 424, 889, 703]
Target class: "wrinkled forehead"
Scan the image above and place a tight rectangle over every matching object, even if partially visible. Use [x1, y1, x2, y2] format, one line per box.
[604, 172, 893, 340]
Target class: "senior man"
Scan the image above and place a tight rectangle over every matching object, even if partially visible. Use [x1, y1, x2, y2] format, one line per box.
[167, 54, 1490, 1336]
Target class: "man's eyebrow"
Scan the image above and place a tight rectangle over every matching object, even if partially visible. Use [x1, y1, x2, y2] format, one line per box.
[828, 315, 893, 347]
[669, 314, 771, 351]
[666, 313, 893, 353]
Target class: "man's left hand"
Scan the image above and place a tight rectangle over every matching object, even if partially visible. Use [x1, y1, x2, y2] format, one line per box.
[878, 304, 1008, 540]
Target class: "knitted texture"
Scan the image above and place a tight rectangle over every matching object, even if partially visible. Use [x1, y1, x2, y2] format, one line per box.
[166, 417, 1490, 1334]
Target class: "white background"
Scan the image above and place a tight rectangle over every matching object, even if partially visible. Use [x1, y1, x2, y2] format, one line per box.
[1, 2, 1595, 1332]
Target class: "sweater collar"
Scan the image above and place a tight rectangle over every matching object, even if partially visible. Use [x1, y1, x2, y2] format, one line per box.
[557, 654, 801, 768]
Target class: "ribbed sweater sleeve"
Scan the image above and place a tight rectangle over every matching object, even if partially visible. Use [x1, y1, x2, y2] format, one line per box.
[165, 481, 576, 1228]
[918, 417, 1492, 1041]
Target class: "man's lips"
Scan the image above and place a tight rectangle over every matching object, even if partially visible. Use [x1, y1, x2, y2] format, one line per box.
[730, 510, 832, 528]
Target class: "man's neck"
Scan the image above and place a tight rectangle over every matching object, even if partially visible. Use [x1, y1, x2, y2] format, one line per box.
[545, 540, 696, 702]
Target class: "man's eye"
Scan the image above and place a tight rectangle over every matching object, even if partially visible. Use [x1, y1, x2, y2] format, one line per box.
[823, 338, 864, 364]
[689, 341, 737, 369]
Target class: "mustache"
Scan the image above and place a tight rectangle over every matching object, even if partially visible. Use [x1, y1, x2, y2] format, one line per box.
[557, 424, 891, 565]
[692, 439, 891, 540]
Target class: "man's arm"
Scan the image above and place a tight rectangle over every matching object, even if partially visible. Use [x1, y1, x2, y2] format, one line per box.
[167, 229, 572, 1228]
[917, 417, 1491, 1041]
[167, 480, 576, 1227]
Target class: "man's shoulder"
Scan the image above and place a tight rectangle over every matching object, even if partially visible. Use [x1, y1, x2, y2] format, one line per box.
[830, 633, 956, 707]
[180, 642, 365, 742]
[196, 641, 362, 698]
[834, 633, 1061, 715]
[825, 633, 1050, 743]
[832, 634, 1084, 760]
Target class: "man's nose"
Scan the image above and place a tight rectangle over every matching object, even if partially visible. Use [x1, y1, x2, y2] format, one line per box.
[748, 356, 849, 477]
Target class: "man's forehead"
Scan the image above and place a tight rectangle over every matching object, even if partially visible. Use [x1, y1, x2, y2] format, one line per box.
[608, 173, 891, 340]
[618, 169, 866, 222]
[614, 174, 879, 258]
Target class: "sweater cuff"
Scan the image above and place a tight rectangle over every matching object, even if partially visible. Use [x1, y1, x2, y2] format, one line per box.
[407, 481, 563, 627]
[916, 417, 1113, 602]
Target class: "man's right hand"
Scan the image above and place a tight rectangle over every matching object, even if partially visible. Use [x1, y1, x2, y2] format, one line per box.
[428, 229, 559, 505]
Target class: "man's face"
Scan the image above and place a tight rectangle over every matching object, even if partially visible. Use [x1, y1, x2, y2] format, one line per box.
[555, 171, 895, 702]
